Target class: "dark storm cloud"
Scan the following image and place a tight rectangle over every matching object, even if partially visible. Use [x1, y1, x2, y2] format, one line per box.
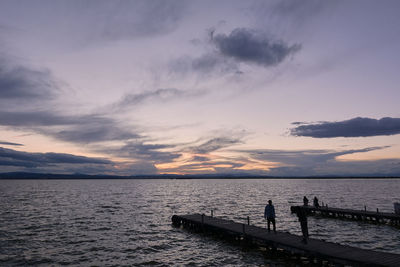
[192, 137, 243, 154]
[212, 28, 301, 67]
[0, 141, 23, 146]
[291, 117, 400, 138]
[0, 147, 111, 168]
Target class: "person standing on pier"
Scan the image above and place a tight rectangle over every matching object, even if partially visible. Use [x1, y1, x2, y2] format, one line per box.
[313, 196, 320, 208]
[264, 200, 276, 233]
[294, 206, 309, 244]
[303, 196, 309, 206]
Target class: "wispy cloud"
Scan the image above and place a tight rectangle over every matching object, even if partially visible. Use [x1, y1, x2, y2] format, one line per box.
[112, 88, 206, 111]
[97, 141, 181, 164]
[190, 136, 243, 154]
[239, 146, 397, 176]
[245, 146, 389, 167]
[0, 146, 160, 175]
[0, 56, 59, 111]
[0, 141, 23, 146]
[0, 0, 187, 46]
[0, 146, 111, 168]
[0, 110, 140, 144]
[291, 117, 400, 138]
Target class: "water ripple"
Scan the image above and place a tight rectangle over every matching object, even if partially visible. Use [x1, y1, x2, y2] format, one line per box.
[1, 178, 399, 266]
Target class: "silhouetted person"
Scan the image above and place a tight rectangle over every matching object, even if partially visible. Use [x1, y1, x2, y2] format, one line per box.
[294, 206, 309, 244]
[313, 196, 320, 208]
[264, 200, 276, 233]
[303, 196, 309, 206]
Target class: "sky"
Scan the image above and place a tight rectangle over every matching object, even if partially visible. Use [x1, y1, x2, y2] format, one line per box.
[0, 0, 400, 176]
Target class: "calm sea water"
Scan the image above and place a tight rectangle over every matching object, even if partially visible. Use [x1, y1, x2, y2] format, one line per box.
[1, 178, 400, 266]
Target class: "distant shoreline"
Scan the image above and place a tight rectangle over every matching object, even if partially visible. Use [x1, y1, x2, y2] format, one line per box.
[0, 172, 399, 180]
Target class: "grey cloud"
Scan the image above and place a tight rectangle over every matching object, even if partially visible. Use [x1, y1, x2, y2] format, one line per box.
[267, 159, 400, 177]
[250, 0, 337, 36]
[0, 147, 159, 175]
[192, 137, 243, 154]
[191, 53, 239, 73]
[99, 0, 185, 40]
[212, 28, 301, 67]
[170, 27, 299, 75]
[113, 88, 205, 110]
[0, 111, 82, 126]
[50, 121, 139, 144]
[291, 117, 400, 138]
[241, 146, 398, 176]
[0, 146, 111, 168]
[192, 156, 209, 162]
[0, 141, 23, 146]
[0, 0, 186, 44]
[246, 146, 388, 167]
[0, 58, 57, 108]
[271, 0, 331, 20]
[0, 53, 140, 144]
[99, 141, 181, 164]
[0, 110, 140, 144]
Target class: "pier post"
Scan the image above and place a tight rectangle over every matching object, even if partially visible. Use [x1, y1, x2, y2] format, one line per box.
[247, 216, 250, 225]
[376, 208, 379, 213]
[211, 210, 214, 217]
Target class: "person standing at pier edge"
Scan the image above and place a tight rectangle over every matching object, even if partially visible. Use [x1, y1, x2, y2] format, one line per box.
[303, 196, 309, 206]
[313, 196, 320, 208]
[264, 200, 276, 233]
[295, 206, 309, 244]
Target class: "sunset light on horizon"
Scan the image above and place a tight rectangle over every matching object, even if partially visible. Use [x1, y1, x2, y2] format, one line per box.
[1, 0, 400, 176]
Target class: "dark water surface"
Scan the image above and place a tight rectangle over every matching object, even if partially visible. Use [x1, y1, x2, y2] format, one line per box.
[1, 179, 400, 266]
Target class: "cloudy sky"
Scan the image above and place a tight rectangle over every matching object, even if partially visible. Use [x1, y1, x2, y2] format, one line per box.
[1, 0, 400, 176]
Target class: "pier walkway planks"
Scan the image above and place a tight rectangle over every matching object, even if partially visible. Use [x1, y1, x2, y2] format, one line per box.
[172, 214, 400, 266]
[291, 205, 400, 225]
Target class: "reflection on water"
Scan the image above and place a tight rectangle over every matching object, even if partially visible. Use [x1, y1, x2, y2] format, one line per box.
[1, 179, 400, 265]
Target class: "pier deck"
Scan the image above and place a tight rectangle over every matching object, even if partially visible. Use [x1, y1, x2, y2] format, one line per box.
[291, 205, 400, 225]
[172, 214, 400, 266]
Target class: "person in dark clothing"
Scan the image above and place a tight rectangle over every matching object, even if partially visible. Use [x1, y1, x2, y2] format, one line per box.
[294, 206, 309, 244]
[303, 196, 309, 206]
[264, 200, 276, 233]
[313, 196, 320, 208]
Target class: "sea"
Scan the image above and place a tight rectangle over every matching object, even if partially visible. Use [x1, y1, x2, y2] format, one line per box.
[1, 178, 400, 266]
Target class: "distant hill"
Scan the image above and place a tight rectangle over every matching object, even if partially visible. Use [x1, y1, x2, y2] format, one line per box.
[0, 172, 399, 179]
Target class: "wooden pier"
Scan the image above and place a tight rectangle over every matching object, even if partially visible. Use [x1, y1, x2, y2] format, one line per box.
[291, 205, 400, 225]
[172, 214, 400, 266]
